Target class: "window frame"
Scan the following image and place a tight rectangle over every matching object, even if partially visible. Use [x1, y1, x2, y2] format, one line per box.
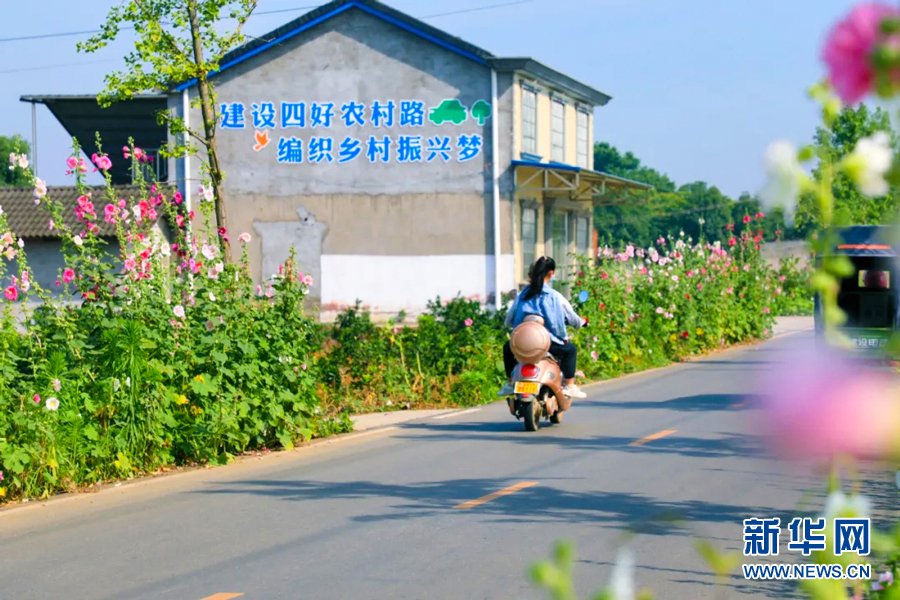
[550, 97, 566, 163]
[576, 109, 590, 169]
[520, 203, 538, 280]
[521, 83, 538, 156]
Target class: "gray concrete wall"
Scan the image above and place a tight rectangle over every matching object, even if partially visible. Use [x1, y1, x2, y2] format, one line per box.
[168, 7, 517, 312]
[14, 238, 120, 295]
[760, 240, 812, 268]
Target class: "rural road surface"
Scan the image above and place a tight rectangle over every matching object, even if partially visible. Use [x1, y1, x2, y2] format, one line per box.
[1, 322, 879, 600]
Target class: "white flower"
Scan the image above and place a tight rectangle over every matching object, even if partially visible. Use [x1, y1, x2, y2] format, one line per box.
[132, 204, 142, 219]
[45, 397, 59, 411]
[843, 131, 892, 197]
[173, 305, 186, 319]
[33, 178, 47, 202]
[759, 140, 804, 222]
[208, 292, 216, 302]
[198, 185, 215, 203]
[73, 235, 83, 247]
[17, 239, 23, 248]
[17, 154, 27, 169]
[207, 268, 219, 280]
[608, 548, 635, 600]
[655, 307, 664, 314]
[214, 262, 224, 274]
[0, 206, 4, 215]
[201, 244, 216, 261]
[113, 378, 121, 392]
[823, 490, 870, 521]
[125, 376, 131, 388]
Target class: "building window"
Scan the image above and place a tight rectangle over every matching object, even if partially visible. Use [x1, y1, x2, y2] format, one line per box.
[521, 86, 537, 156]
[131, 148, 168, 184]
[576, 216, 590, 256]
[547, 209, 568, 276]
[551, 98, 565, 163]
[520, 205, 538, 279]
[576, 110, 590, 169]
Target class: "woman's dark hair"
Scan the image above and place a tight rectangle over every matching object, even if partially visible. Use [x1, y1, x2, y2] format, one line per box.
[523, 256, 556, 301]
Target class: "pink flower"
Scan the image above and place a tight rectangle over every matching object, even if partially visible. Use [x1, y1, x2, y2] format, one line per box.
[3, 286, 17, 301]
[779, 275, 786, 282]
[823, 3, 900, 104]
[96, 155, 112, 170]
[52, 379, 61, 392]
[742, 215, 752, 224]
[173, 305, 186, 319]
[762, 307, 771, 314]
[62, 268, 75, 284]
[176, 215, 185, 228]
[697, 283, 703, 290]
[758, 342, 900, 460]
[173, 191, 183, 205]
[239, 232, 251, 243]
[464, 318, 473, 327]
[124, 258, 136, 271]
[33, 394, 40, 404]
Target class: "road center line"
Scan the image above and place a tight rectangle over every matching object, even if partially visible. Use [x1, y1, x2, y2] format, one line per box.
[200, 594, 243, 600]
[453, 481, 539, 509]
[629, 429, 676, 446]
[433, 408, 481, 420]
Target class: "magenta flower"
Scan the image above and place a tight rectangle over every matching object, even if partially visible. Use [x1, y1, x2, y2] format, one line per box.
[758, 342, 900, 460]
[823, 3, 900, 104]
[33, 394, 40, 404]
[3, 286, 17, 301]
[464, 318, 473, 327]
[62, 268, 75, 284]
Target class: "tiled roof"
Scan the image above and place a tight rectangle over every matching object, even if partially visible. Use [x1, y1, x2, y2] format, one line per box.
[0, 185, 172, 239]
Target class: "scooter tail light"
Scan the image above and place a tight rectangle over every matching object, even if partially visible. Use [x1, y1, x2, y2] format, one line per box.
[521, 364, 539, 378]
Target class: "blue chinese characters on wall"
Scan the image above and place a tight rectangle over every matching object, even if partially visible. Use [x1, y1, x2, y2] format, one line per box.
[218, 99, 492, 165]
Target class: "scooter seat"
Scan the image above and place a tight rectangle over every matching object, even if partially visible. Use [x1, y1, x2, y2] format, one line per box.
[543, 353, 558, 363]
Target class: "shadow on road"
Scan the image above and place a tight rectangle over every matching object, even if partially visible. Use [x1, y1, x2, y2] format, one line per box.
[196, 473, 788, 537]
[581, 393, 764, 412]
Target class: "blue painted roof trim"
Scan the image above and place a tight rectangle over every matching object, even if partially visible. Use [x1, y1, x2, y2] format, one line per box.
[174, 0, 488, 92]
[511, 159, 654, 189]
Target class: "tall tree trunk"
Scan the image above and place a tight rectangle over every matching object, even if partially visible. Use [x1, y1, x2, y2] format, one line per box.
[187, 0, 232, 262]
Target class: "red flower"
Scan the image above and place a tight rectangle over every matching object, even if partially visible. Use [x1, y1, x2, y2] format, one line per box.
[755, 212, 765, 220]
[728, 237, 737, 246]
[685, 293, 691, 300]
[742, 215, 751, 224]
[726, 223, 734, 231]
[682, 331, 689, 338]
[600, 303, 605, 309]
[601, 273, 609, 280]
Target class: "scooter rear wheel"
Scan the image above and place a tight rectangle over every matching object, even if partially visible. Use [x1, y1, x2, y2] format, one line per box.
[523, 399, 540, 432]
[550, 411, 562, 424]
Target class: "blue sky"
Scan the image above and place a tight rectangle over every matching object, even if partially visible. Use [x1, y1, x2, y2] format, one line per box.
[1, 0, 859, 196]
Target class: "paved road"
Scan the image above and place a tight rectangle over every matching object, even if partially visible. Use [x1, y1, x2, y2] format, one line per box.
[0, 329, 863, 600]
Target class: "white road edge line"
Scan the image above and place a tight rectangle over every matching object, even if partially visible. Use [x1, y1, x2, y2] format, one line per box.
[433, 407, 482, 420]
[344, 426, 399, 438]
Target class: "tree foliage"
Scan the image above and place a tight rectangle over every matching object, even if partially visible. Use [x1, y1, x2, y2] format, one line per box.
[795, 103, 900, 233]
[78, 0, 259, 261]
[592, 143, 788, 247]
[0, 135, 32, 187]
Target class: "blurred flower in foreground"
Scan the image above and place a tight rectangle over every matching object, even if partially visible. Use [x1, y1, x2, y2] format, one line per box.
[822, 3, 900, 104]
[842, 131, 892, 196]
[609, 548, 635, 600]
[760, 140, 806, 222]
[758, 340, 900, 460]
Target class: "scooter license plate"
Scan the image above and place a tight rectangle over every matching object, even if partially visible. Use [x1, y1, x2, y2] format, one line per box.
[515, 381, 540, 395]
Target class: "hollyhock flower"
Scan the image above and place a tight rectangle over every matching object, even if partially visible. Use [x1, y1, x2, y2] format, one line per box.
[464, 318, 474, 327]
[73, 235, 83, 247]
[256, 284, 263, 296]
[759, 140, 806, 221]
[62, 269, 75, 284]
[209, 292, 216, 302]
[823, 3, 900, 104]
[218, 227, 227, 237]
[16, 239, 23, 249]
[697, 283, 703, 291]
[762, 307, 771, 314]
[201, 244, 216, 260]
[173, 305, 186, 319]
[742, 215, 752, 224]
[51, 379, 61, 392]
[33, 393, 40, 404]
[3, 286, 17, 301]
[656, 307, 664, 314]
[265, 286, 275, 298]
[173, 191, 183, 205]
[842, 131, 892, 196]
[45, 397, 59, 411]
[33, 178, 47, 202]
[207, 267, 219, 280]
[303, 274, 314, 286]
[176, 215, 185, 228]
[66, 156, 78, 171]
[199, 185, 215, 202]
[759, 341, 900, 460]
[239, 232, 251, 243]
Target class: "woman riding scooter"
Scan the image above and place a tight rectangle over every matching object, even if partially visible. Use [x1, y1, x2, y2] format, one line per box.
[497, 256, 588, 399]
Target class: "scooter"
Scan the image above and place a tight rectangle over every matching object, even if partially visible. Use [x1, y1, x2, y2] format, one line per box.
[505, 314, 575, 432]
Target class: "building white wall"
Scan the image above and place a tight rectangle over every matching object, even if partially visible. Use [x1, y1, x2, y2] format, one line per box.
[320, 253, 515, 320]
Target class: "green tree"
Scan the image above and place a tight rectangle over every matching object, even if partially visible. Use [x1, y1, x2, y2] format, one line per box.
[78, 0, 259, 263]
[795, 103, 899, 232]
[1, 135, 31, 187]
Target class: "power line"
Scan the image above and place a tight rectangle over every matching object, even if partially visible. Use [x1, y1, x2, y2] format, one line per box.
[0, 58, 122, 75]
[0, 1, 531, 44]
